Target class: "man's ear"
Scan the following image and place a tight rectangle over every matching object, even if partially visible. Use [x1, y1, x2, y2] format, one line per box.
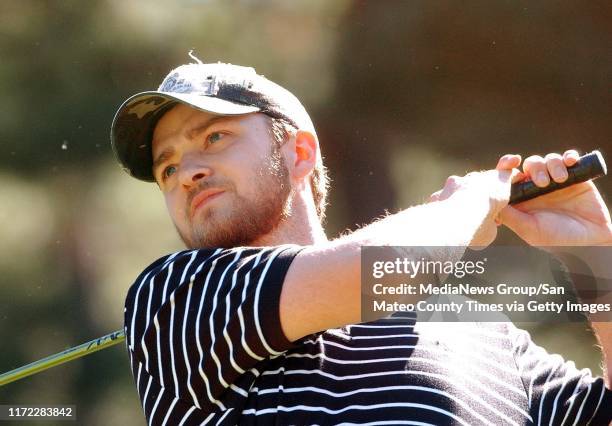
[284, 130, 317, 181]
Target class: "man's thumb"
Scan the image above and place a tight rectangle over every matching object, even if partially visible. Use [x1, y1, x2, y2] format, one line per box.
[510, 168, 525, 184]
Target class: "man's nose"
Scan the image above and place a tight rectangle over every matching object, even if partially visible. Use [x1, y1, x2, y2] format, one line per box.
[178, 157, 212, 187]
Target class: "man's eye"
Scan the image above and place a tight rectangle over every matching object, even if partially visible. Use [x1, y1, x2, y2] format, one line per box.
[207, 132, 224, 144]
[163, 165, 177, 179]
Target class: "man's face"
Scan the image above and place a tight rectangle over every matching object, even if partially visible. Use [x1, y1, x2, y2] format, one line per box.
[151, 104, 292, 248]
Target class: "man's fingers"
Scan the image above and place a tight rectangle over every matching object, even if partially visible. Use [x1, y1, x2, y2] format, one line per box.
[509, 168, 524, 183]
[496, 154, 521, 170]
[496, 167, 523, 182]
[563, 149, 580, 167]
[523, 155, 549, 187]
[544, 153, 568, 183]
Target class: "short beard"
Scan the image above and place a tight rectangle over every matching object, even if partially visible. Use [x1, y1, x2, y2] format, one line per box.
[178, 144, 292, 249]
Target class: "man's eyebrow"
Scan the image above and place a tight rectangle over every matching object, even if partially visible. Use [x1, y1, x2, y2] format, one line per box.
[152, 147, 176, 175]
[151, 115, 239, 175]
[185, 115, 237, 140]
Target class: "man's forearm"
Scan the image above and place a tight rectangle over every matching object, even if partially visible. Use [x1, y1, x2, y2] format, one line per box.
[281, 193, 494, 341]
[345, 193, 491, 247]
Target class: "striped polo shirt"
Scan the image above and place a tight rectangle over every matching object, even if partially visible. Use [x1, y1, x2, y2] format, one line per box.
[124, 245, 612, 425]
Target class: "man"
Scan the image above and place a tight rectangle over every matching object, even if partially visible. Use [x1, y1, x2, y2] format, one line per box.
[111, 61, 611, 425]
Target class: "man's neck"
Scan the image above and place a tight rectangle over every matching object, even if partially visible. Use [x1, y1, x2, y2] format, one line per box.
[251, 194, 328, 247]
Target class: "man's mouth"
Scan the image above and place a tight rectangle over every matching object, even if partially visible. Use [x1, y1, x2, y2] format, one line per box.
[190, 189, 225, 218]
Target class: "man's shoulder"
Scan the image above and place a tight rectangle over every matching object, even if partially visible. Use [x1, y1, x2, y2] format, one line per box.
[123, 244, 305, 313]
[123, 249, 194, 303]
[122, 244, 305, 357]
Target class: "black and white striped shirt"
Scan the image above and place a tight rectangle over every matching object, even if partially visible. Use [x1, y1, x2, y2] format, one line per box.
[124, 245, 612, 425]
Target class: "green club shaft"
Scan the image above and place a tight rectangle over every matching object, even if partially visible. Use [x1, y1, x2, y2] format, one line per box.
[0, 329, 125, 386]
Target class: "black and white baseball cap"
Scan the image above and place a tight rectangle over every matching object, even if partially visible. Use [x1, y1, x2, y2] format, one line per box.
[111, 62, 316, 181]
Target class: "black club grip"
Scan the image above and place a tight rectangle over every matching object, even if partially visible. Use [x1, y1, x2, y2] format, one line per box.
[509, 150, 607, 205]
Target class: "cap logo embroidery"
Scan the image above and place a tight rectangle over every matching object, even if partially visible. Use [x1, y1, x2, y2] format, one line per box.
[158, 71, 221, 96]
[159, 73, 194, 94]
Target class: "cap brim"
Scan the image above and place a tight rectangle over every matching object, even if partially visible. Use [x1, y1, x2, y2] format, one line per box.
[110, 91, 260, 182]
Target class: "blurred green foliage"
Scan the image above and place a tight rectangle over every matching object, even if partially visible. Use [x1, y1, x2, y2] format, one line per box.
[1, 1, 609, 424]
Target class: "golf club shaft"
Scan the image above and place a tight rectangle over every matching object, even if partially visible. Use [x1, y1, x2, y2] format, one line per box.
[0, 330, 124, 386]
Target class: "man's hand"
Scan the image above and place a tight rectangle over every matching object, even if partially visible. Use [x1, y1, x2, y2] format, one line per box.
[429, 154, 522, 247]
[498, 149, 612, 246]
